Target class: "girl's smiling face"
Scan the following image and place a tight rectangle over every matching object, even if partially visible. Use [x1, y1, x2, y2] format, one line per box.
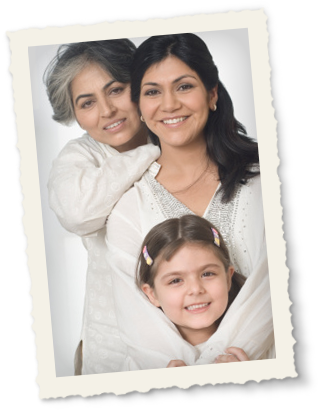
[142, 243, 234, 346]
[139, 56, 218, 150]
[72, 63, 145, 152]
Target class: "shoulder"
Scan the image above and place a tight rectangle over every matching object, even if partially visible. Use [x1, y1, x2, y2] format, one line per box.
[53, 134, 113, 166]
[107, 171, 152, 231]
[247, 173, 261, 189]
[106, 183, 143, 252]
[238, 174, 262, 198]
[107, 185, 139, 227]
[240, 175, 264, 229]
[60, 134, 107, 155]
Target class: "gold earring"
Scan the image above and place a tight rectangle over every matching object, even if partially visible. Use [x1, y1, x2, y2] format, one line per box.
[140, 116, 145, 122]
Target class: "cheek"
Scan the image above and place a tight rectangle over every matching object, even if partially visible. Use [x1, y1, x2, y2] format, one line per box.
[75, 109, 95, 128]
[139, 99, 156, 119]
[123, 100, 141, 126]
[211, 282, 229, 302]
[74, 108, 83, 124]
[156, 290, 180, 312]
[124, 99, 139, 116]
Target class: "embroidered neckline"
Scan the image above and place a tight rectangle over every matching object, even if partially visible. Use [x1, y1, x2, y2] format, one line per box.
[145, 168, 244, 274]
[145, 169, 221, 220]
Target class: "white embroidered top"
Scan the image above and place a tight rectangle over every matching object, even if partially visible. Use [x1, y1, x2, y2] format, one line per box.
[105, 163, 274, 371]
[47, 134, 160, 374]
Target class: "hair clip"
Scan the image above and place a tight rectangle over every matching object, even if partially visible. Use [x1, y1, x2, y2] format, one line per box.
[143, 245, 153, 266]
[211, 228, 220, 247]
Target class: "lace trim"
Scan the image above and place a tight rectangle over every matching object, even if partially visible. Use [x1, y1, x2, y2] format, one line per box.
[145, 171, 195, 219]
[145, 170, 243, 273]
[205, 187, 242, 273]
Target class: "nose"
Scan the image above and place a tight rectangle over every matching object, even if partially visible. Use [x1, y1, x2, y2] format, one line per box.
[99, 97, 116, 117]
[160, 91, 181, 112]
[187, 278, 205, 296]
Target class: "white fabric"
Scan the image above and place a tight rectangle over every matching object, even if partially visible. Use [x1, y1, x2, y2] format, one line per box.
[48, 134, 160, 374]
[105, 163, 274, 371]
[48, 133, 160, 237]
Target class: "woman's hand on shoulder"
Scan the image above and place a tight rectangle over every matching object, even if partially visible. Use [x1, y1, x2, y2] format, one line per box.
[167, 360, 187, 368]
[214, 347, 249, 364]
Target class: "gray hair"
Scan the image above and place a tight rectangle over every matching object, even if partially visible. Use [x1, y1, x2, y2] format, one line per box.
[43, 39, 137, 126]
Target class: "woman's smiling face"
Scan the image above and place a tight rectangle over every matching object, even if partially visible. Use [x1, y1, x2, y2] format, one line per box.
[139, 56, 218, 150]
[142, 243, 233, 345]
[72, 63, 144, 152]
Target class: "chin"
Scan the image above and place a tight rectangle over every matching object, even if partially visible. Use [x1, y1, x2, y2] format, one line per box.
[109, 135, 132, 148]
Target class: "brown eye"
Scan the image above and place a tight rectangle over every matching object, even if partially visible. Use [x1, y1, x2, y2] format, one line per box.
[178, 83, 193, 91]
[144, 89, 160, 97]
[169, 278, 182, 285]
[110, 87, 124, 95]
[81, 100, 94, 109]
[202, 271, 216, 277]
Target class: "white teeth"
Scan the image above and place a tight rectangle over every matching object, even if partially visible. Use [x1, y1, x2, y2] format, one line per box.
[105, 119, 124, 129]
[186, 303, 209, 311]
[163, 117, 187, 125]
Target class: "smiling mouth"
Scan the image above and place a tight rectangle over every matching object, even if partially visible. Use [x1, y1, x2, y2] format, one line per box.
[185, 303, 210, 311]
[162, 116, 188, 125]
[104, 119, 125, 130]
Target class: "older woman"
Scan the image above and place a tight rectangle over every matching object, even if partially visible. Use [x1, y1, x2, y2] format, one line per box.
[45, 40, 159, 374]
[102, 34, 274, 371]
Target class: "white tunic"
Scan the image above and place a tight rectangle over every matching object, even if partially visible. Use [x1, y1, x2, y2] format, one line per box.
[105, 163, 274, 371]
[47, 134, 160, 374]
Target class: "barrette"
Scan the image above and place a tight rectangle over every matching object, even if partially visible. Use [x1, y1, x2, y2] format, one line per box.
[211, 228, 220, 247]
[143, 245, 153, 266]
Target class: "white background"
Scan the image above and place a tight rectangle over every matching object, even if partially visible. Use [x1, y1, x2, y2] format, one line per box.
[0, 0, 319, 408]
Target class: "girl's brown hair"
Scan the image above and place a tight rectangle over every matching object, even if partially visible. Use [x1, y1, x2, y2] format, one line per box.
[136, 215, 246, 319]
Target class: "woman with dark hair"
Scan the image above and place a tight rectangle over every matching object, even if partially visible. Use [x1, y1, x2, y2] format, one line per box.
[45, 40, 160, 374]
[100, 33, 274, 372]
[131, 33, 259, 203]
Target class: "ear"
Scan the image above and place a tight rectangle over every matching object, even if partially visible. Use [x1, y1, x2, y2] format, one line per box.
[141, 284, 161, 308]
[227, 266, 235, 290]
[208, 84, 218, 111]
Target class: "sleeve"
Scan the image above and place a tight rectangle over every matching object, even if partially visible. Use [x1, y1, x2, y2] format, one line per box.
[47, 137, 160, 236]
[105, 188, 198, 371]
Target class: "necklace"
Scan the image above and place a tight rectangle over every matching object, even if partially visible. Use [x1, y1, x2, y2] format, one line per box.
[169, 160, 211, 195]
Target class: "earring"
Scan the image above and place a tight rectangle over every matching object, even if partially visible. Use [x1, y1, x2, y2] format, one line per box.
[140, 116, 145, 122]
[213, 104, 217, 111]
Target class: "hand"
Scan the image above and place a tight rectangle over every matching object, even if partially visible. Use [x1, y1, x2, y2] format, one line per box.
[167, 360, 187, 368]
[214, 347, 249, 364]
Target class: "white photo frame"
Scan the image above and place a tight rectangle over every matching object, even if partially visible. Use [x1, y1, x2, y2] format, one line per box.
[8, 10, 296, 398]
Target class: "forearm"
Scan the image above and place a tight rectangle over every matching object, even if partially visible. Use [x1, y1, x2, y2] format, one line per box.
[48, 140, 160, 236]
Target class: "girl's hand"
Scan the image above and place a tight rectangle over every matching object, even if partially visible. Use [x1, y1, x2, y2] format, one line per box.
[167, 360, 187, 368]
[214, 347, 249, 363]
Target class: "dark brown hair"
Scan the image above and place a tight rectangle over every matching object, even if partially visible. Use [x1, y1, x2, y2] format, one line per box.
[131, 33, 259, 202]
[136, 215, 246, 320]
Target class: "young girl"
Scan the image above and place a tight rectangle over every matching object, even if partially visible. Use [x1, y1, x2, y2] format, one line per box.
[137, 214, 250, 367]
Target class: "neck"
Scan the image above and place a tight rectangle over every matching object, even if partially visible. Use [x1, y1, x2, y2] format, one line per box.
[157, 138, 208, 175]
[177, 323, 217, 346]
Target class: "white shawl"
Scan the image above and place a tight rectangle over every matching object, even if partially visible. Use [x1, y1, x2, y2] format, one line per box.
[106, 164, 274, 371]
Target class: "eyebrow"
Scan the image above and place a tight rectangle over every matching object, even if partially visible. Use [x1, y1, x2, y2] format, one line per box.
[74, 80, 117, 105]
[141, 74, 197, 89]
[160, 263, 223, 280]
